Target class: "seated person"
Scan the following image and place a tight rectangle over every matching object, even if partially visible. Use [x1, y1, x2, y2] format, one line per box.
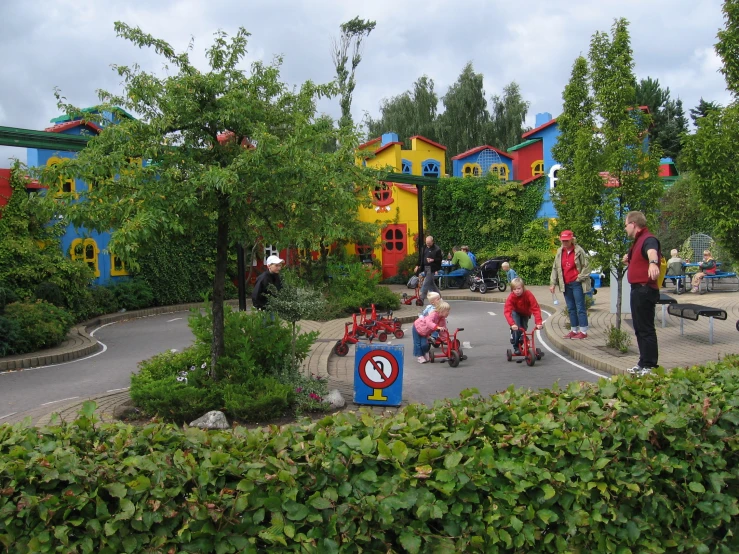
[691, 250, 717, 293]
[461, 245, 477, 267]
[665, 249, 686, 289]
[446, 245, 474, 287]
[504, 277, 543, 355]
[501, 261, 518, 283]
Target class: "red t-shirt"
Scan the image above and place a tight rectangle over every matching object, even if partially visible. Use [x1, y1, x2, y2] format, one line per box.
[561, 247, 579, 284]
[504, 290, 543, 326]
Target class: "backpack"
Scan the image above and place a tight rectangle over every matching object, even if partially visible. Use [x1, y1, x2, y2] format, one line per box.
[407, 275, 419, 289]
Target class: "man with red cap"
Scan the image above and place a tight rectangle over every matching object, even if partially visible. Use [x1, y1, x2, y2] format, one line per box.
[549, 230, 591, 339]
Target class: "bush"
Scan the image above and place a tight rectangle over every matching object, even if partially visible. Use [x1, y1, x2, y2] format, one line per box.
[2, 359, 738, 552]
[109, 277, 155, 311]
[0, 316, 21, 357]
[323, 262, 400, 317]
[89, 285, 119, 316]
[221, 378, 294, 421]
[34, 281, 66, 308]
[0, 286, 17, 313]
[3, 301, 75, 354]
[130, 376, 224, 423]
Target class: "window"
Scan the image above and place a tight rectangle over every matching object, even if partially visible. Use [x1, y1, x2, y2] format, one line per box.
[71, 238, 100, 277]
[401, 159, 412, 174]
[46, 156, 76, 196]
[373, 182, 393, 204]
[356, 244, 374, 263]
[110, 254, 129, 277]
[264, 245, 279, 264]
[489, 164, 509, 181]
[549, 164, 562, 190]
[421, 160, 440, 178]
[462, 163, 481, 178]
[531, 160, 544, 176]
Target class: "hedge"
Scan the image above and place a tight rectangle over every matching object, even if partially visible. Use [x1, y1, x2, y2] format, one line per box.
[1, 359, 737, 553]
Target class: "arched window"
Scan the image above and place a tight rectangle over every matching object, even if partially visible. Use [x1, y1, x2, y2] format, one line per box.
[531, 160, 544, 176]
[110, 254, 129, 277]
[356, 244, 374, 263]
[421, 160, 440, 178]
[489, 164, 509, 181]
[71, 238, 100, 277]
[401, 159, 412, 174]
[46, 156, 76, 196]
[549, 164, 561, 190]
[462, 163, 481, 178]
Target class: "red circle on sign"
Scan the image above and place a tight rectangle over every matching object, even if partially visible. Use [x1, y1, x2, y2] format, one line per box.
[357, 350, 399, 390]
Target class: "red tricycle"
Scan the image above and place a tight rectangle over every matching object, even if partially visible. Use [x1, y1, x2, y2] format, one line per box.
[401, 274, 425, 306]
[359, 304, 404, 339]
[334, 313, 387, 357]
[506, 326, 544, 366]
[428, 328, 467, 367]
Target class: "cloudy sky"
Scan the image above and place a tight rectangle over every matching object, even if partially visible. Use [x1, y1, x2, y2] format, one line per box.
[0, 0, 731, 165]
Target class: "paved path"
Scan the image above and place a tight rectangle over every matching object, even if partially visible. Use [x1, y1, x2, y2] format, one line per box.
[2, 284, 738, 426]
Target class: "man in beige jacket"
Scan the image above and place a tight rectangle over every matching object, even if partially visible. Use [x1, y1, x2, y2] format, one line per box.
[549, 230, 591, 339]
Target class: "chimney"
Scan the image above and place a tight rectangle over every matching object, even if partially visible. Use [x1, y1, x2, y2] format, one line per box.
[381, 132, 399, 146]
[535, 112, 552, 127]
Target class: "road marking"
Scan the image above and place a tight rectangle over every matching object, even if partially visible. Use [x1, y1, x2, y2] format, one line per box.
[462, 341, 472, 349]
[487, 311, 497, 316]
[41, 397, 79, 406]
[167, 317, 183, 322]
[106, 387, 130, 393]
[537, 309, 607, 378]
[0, 412, 17, 421]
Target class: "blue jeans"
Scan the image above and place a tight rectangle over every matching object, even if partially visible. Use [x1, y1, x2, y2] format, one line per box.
[510, 311, 529, 349]
[420, 265, 440, 302]
[564, 281, 588, 330]
[412, 325, 431, 357]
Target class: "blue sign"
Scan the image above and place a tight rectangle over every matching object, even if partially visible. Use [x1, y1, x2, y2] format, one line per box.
[354, 343, 404, 406]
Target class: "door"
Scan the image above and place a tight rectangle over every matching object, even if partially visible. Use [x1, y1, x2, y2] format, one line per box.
[381, 224, 407, 280]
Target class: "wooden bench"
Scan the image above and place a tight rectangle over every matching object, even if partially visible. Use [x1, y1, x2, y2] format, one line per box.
[656, 293, 677, 328]
[667, 303, 728, 344]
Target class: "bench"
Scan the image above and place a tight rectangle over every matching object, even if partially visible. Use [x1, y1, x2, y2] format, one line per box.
[667, 303, 728, 344]
[656, 293, 677, 328]
[700, 271, 739, 293]
[436, 269, 470, 290]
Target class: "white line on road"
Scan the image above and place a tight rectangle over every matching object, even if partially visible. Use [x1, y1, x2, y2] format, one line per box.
[537, 309, 607, 378]
[106, 387, 130, 393]
[462, 341, 472, 349]
[0, 412, 18, 421]
[167, 317, 183, 322]
[41, 396, 79, 406]
[487, 311, 497, 316]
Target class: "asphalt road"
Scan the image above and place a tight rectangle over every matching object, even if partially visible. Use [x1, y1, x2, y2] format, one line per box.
[0, 313, 194, 420]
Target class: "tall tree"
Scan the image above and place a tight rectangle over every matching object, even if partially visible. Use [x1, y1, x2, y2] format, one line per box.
[684, 0, 739, 261]
[552, 18, 663, 329]
[635, 77, 688, 160]
[438, 62, 489, 158]
[365, 76, 439, 144]
[658, 98, 688, 161]
[689, 98, 722, 125]
[488, 81, 530, 149]
[332, 17, 376, 129]
[46, 23, 376, 375]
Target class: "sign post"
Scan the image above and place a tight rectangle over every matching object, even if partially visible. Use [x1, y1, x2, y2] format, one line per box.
[354, 343, 404, 406]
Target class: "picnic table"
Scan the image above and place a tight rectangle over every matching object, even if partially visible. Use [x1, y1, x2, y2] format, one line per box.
[667, 303, 728, 344]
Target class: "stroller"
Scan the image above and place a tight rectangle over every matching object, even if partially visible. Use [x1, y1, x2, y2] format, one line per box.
[469, 257, 508, 294]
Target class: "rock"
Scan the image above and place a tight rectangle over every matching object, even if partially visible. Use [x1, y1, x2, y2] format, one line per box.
[189, 410, 230, 430]
[326, 389, 345, 409]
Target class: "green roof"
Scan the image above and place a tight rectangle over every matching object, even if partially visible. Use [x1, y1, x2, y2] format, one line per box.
[507, 138, 541, 152]
[50, 106, 136, 124]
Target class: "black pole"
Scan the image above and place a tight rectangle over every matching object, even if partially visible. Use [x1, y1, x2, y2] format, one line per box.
[236, 244, 246, 311]
[416, 184, 424, 246]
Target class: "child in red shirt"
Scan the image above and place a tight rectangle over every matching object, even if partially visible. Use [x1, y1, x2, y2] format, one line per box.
[504, 277, 543, 355]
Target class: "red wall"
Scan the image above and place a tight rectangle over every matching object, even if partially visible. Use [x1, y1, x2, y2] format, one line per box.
[512, 142, 543, 181]
[0, 169, 11, 209]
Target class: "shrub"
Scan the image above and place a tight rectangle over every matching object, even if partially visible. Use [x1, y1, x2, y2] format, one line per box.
[0, 316, 21, 357]
[324, 262, 400, 316]
[34, 281, 66, 308]
[0, 286, 17, 313]
[130, 376, 224, 423]
[3, 301, 75, 354]
[606, 324, 632, 353]
[89, 285, 119, 315]
[109, 277, 155, 311]
[221, 378, 294, 421]
[2, 359, 738, 552]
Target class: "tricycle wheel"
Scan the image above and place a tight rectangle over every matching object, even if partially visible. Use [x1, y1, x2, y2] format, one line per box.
[394, 329, 405, 339]
[415, 299, 424, 306]
[449, 351, 460, 368]
[428, 351, 435, 363]
[377, 332, 388, 342]
[469, 282, 477, 292]
[479, 282, 487, 294]
[498, 281, 507, 292]
[334, 341, 349, 357]
[506, 349, 513, 362]
[526, 348, 536, 366]
[536, 348, 543, 360]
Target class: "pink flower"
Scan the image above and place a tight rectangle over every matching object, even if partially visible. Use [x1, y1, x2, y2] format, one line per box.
[309, 393, 322, 401]
[295, 387, 303, 393]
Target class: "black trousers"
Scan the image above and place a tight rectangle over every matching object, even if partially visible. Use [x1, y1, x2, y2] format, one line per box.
[630, 284, 659, 368]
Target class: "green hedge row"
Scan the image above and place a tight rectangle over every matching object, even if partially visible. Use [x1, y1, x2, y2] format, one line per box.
[1, 360, 737, 553]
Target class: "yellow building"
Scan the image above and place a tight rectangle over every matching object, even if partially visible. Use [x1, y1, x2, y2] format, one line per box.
[355, 133, 446, 279]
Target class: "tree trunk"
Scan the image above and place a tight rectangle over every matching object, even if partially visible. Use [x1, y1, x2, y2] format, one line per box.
[291, 321, 297, 372]
[210, 192, 230, 379]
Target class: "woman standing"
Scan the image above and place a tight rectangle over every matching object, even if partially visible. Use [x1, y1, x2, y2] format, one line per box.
[549, 230, 591, 339]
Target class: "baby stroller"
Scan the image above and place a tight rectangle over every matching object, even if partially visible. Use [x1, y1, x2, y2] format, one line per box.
[469, 257, 508, 294]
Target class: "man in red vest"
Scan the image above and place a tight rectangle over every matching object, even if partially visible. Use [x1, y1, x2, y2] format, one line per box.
[622, 211, 661, 376]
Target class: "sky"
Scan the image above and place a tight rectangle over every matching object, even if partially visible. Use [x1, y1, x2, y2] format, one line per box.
[0, 0, 732, 166]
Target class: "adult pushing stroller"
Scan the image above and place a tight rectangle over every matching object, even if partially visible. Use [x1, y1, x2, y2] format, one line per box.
[469, 257, 508, 294]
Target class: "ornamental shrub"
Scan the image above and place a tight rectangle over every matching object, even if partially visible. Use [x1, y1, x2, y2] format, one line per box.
[34, 281, 66, 308]
[1, 359, 737, 552]
[324, 262, 400, 317]
[3, 301, 75, 354]
[0, 316, 20, 357]
[109, 277, 155, 311]
[89, 285, 119, 316]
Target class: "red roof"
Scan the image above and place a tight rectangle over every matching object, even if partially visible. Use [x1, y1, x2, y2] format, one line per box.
[451, 144, 513, 161]
[372, 141, 403, 155]
[599, 171, 620, 187]
[393, 183, 418, 195]
[216, 131, 254, 148]
[409, 135, 447, 151]
[519, 174, 545, 186]
[44, 120, 102, 134]
[521, 118, 558, 139]
[358, 137, 382, 149]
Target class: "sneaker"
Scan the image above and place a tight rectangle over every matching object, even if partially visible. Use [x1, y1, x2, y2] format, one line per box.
[563, 331, 578, 339]
[572, 332, 588, 339]
[417, 356, 428, 364]
[626, 365, 642, 375]
[638, 367, 654, 376]
[691, 287, 698, 293]
[513, 347, 521, 356]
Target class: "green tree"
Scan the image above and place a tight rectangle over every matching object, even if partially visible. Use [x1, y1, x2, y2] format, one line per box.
[552, 18, 663, 328]
[689, 97, 722, 125]
[488, 81, 530, 149]
[332, 17, 376, 129]
[659, 98, 688, 161]
[46, 23, 376, 376]
[365, 76, 439, 144]
[657, 173, 712, 249]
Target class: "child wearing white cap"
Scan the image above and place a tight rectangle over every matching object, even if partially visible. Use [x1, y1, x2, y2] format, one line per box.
[251, 255, 285, 310]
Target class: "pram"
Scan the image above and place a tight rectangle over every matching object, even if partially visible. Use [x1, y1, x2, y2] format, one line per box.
[469, 257, 508, 294]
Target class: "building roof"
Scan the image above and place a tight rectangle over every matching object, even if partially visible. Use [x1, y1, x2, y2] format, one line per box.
[44, 120, 102, 134]
[519, 174, 545, 186]
[409, 135, 447, 151]
[507, 138, 541, 152]
[372, 141, 403, 155]
[49, 106, 136, 124]
[358, 137, 382, 149]
[451, 144, 513, 161]
[216, 131, 254, 148]
[393, 183, 418, 195]
[521, 118, 558, 139]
